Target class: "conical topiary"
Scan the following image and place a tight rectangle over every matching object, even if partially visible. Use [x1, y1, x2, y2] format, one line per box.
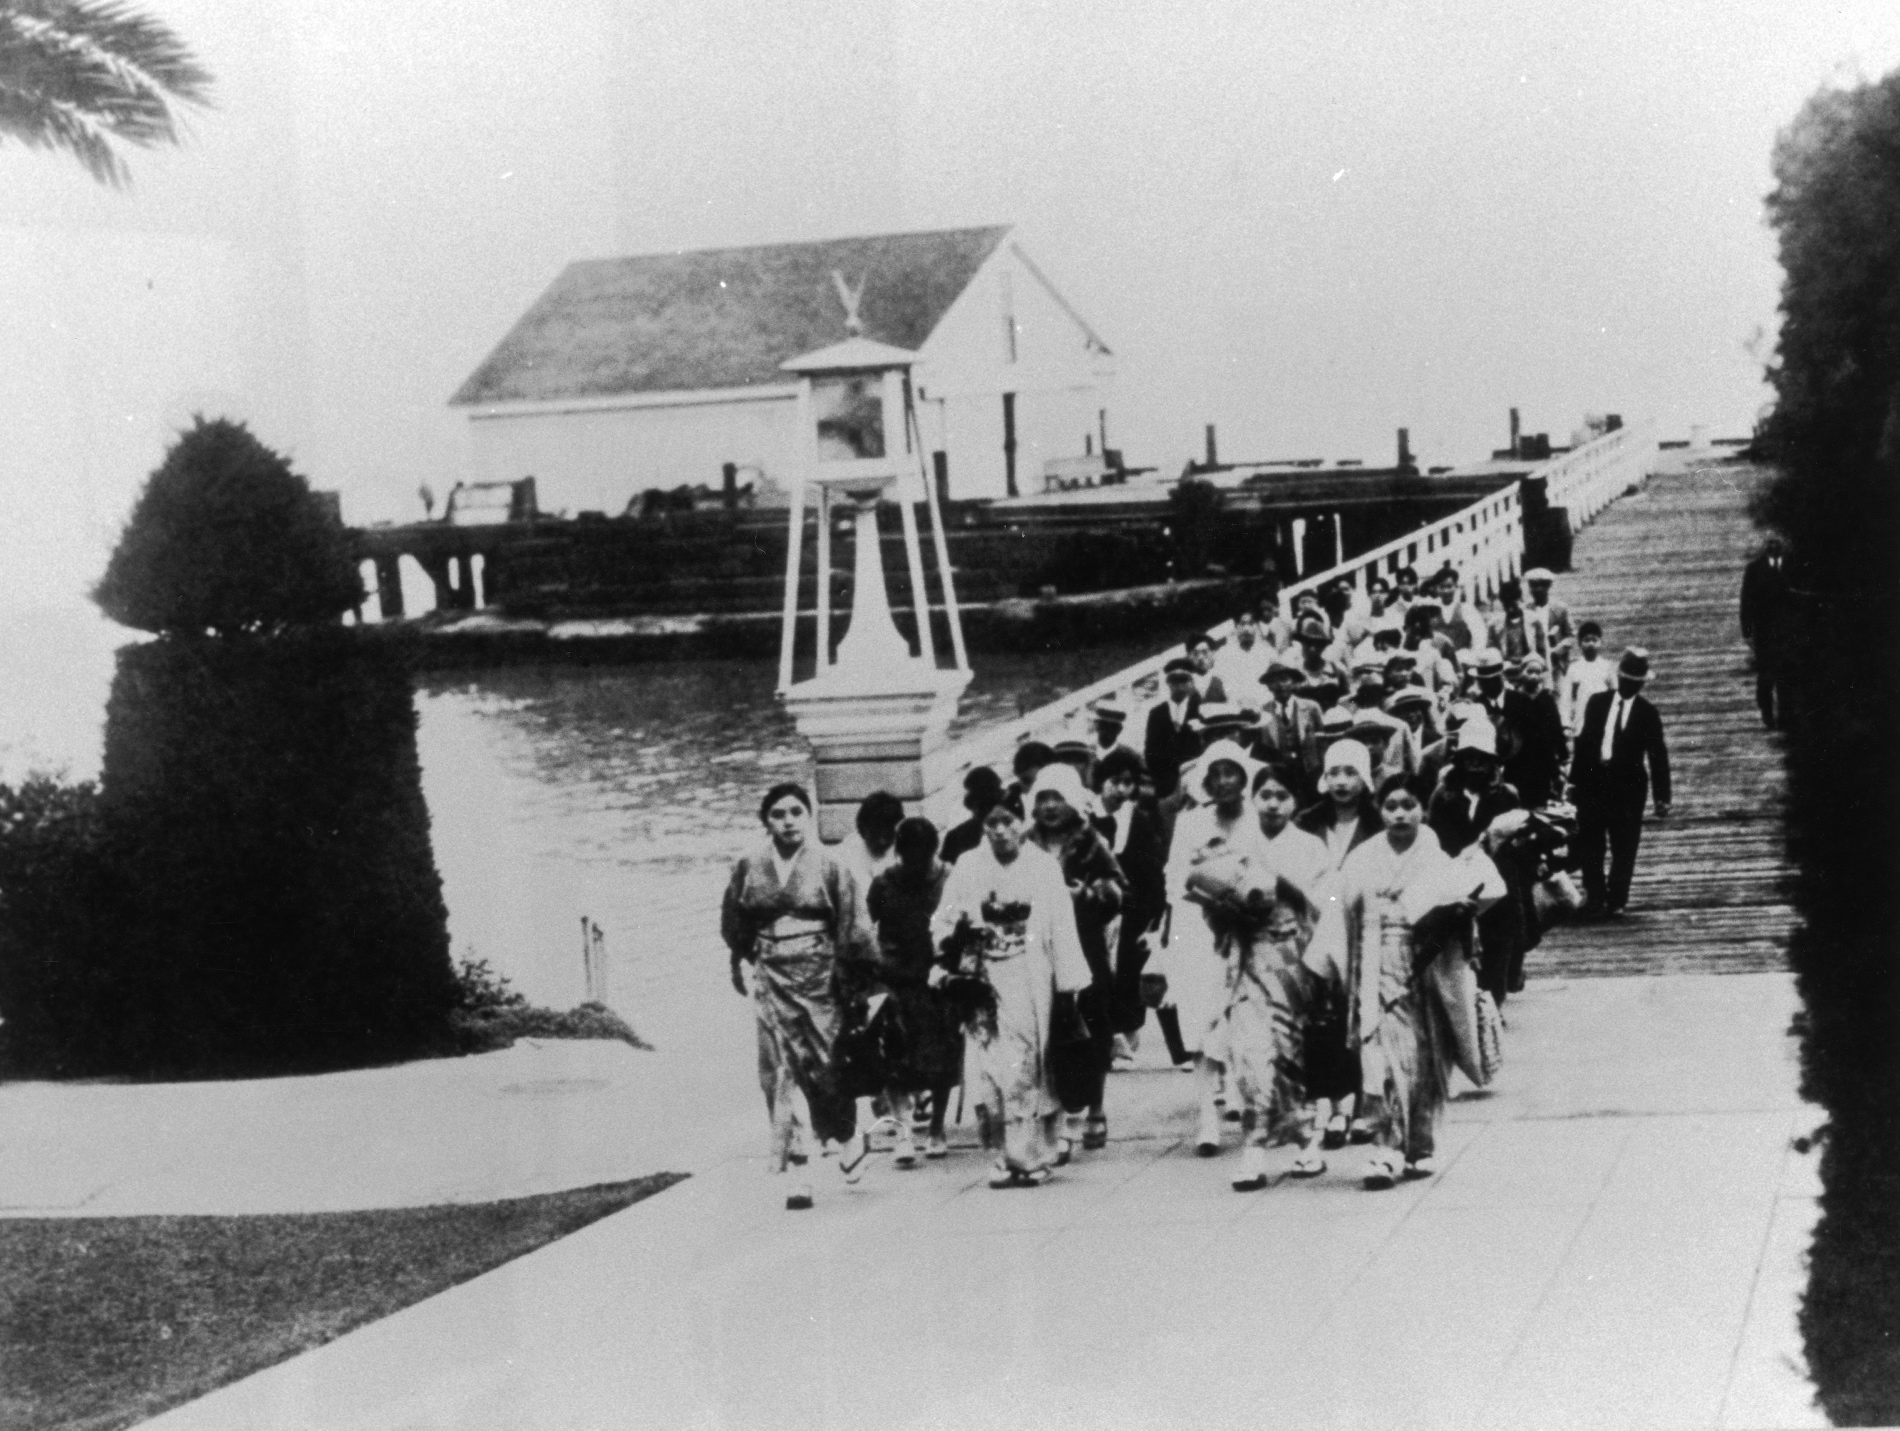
[93, 416, 361, 636]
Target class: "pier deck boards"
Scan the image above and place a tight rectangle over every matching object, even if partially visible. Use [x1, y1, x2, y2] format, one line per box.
[1526, 458, 1794, 979]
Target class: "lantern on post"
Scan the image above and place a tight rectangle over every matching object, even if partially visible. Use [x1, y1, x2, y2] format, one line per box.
[775, 336, 971, 844]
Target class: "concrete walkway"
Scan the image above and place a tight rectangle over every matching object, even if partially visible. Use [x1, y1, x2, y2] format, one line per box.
[72, 970, 1825, 1431]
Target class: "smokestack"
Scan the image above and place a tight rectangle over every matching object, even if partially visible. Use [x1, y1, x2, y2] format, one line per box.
[722, 462, 738, 510]
[1509, 408, 1521, 458]
[1397, 428, 1414, 473]
[1205, 424, 1218, 467]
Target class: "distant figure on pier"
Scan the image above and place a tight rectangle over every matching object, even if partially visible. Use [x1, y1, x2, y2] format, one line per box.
[1568, 648, 1672, 919]
[1087, 700, 1139, 765]
[1522, 568, 1574, 676]
[1186, 631, 1229, 704]
[1215, 609, 1272, 694]
[1739, 537, 1792, 730]
[1144, 657, 1205, 802]
[1561, 621, 1616, 737]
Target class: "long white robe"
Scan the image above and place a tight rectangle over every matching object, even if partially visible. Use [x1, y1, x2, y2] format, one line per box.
[932, 841, 1092, 1170]
[1161, 804, 1276, 1059]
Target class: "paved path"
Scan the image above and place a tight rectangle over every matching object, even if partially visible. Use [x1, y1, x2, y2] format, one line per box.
[139, 974, 1824, 1431]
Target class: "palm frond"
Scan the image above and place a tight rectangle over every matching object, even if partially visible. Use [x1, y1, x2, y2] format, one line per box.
[0, 0, 211, 187]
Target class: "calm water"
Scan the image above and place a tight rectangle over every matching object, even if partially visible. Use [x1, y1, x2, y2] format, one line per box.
[0, 610, 1150, 1048]
[413, 644, 1154, 1039]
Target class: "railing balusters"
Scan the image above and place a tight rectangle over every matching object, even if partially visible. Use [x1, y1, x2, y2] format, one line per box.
[924, 423, 1659, 824]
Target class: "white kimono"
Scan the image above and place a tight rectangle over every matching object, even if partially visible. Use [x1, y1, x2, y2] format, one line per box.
[932, 841, 1092, 1170]
[1160, 804, 1276, 1059]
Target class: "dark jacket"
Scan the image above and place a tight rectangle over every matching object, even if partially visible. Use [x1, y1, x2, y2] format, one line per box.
[1144, 694, 1203, 799]
[1295, 797, 1384, 864]
[939, 812, 987, 868]
[1428, 778, 1522, 857]
[1501, 688, 1568, 807]
[1739, 551, 1791, 650]
[1096, 796, 1167, 921]
[1569, 689, 1671, 811]
[1256, 694, 1325, 782]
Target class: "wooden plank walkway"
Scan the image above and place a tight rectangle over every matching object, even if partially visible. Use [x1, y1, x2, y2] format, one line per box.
[1526, 456, 1794, 978]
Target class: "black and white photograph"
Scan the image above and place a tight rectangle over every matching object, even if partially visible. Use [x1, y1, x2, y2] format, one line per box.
[1, 2, 1896, 1427]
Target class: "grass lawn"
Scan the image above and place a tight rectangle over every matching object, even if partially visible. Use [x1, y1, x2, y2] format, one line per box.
[0, 1173, 685, 1431]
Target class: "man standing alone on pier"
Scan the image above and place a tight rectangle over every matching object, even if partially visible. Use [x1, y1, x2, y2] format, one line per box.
[1568, 648, 1672, 918]
[1739, 536, 1791, 730]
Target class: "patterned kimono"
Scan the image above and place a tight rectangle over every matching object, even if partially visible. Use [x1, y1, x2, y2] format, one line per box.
[932, 841, 1092, 1174]
[1221, 823, 1331, 1147]
[1339, 828, 1459, 1162]
[721, 842, 872, 1169]
[1162, 804, 1276, 1060]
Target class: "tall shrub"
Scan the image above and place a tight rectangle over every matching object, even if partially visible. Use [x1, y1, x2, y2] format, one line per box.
[1756, 71, 1900, 1424]
[94, 417, 362, 635]
[74, 418, 455, 1077]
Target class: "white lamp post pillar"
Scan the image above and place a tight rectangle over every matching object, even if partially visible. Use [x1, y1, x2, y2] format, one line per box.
[775, 337, 971, 843]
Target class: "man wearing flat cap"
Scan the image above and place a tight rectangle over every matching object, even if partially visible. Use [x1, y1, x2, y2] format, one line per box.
[1145, 656, 1205, 802]
[1522, 568, 1574, 677]
[1568, 647, 1672, 917]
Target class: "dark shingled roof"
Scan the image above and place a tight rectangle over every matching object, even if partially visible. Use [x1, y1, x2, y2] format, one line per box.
[451, 226, 1013, 406]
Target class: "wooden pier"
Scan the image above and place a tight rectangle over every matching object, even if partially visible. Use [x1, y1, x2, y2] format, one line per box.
[1525, 457, 1794, 978]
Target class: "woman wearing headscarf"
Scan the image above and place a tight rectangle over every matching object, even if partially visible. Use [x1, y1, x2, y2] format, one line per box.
[1217, 757, 1334, 1190]
[1291, 737, 1384, 1156]
[1024, 762, 1127, 1157]
[721, 782, 875, 1210]
[1340, 773, 1502, 1187]
[1158, 738, 1276, 1156]
[930, 791, 1093, 1188]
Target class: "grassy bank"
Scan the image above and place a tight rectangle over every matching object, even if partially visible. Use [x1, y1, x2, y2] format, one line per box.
[0, 1173, 685, 1431]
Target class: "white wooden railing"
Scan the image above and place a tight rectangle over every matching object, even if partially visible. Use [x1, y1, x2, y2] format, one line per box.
[923, 421, 1658, 823]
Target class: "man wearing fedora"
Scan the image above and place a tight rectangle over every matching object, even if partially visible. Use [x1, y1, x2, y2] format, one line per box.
[1568, 647, 1673, 918]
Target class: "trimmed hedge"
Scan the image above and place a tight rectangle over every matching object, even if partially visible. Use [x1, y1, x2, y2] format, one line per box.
[1757, 70, 1900, 1423]
[0, 779, 133, 1078]
[93, 417, 361, 637]
[92, 630, 456, 1076]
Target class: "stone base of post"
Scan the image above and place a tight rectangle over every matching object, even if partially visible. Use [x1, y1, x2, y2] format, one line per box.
[780, 664, 973, 843]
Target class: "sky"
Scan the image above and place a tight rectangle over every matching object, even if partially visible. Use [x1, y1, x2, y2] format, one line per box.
[2, 0, 1897, 614]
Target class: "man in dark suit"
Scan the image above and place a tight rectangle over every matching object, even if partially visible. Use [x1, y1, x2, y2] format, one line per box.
[1143, 657, 1203, 801]
[1568, 647, 1672, 917]
[1739, 537, 1791, 729]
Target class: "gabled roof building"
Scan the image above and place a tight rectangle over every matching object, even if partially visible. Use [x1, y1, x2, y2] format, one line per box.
[451, 226, 1115, 510]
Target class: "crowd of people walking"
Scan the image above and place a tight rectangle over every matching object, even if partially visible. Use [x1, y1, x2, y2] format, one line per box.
[722, 563, 1675, 1209]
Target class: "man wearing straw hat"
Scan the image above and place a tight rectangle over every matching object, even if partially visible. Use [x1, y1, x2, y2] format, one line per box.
[1568, 647, 1673, 918]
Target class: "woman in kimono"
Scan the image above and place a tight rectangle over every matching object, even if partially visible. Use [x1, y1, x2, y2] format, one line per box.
[721, 782, 874, 1210]
[931, 793, 1093, 1187]
[862, 817, 963, 1165]
[1339, 772, 1486, 1188]
[1292, 738, 1384, 1154]
[1159, 739, 1275, 1157]
[1221, 756, 1332, 1190]
[1023, 763, 1127, 1158]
